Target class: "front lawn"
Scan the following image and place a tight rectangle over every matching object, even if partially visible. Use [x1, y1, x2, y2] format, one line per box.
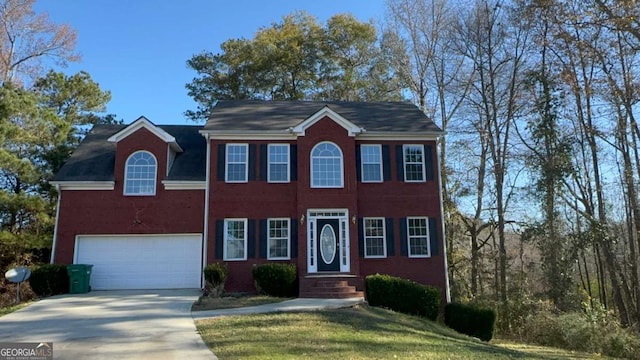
[0, 302, 30, 317]
[195, 305, 610, 359]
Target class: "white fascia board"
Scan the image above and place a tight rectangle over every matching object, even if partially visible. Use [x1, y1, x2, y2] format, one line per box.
[198, 130, 296, 141]
[291, 106, 364, 137]
[108, 116, 183, 152]
[50, 181, 115, 190]
[161, 180, 206, 190]
[356, 132, 442, 141]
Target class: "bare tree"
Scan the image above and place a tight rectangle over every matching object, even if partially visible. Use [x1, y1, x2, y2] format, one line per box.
[0, 0, 78, 84]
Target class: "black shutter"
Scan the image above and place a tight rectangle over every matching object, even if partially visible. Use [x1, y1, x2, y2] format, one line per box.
[425, 144, 434, 181]
[215, 220, 224, 259]
[382, 145, 391, 181]
[400, 217, 408, 256]
[260, 144, 268, 181]
[385, 218, 395, 256]
[217, 144, 226, 181]
[395, 145, 404, 181]
[429, 217, 439, 256]
[248, 144, 257, 181]
[259, 219, 268, 258]
[247, 219, 256, 258]
[356, 145, 362, 181]
[290, 145, 298, 181]
[358, 218, 365, 257]
[290, 219, 298, 258]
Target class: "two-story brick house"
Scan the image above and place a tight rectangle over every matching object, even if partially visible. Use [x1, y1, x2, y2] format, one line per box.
[51, 100, 449, 300]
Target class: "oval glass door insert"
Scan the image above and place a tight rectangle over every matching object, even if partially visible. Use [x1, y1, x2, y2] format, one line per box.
[320, 224, 337, 264]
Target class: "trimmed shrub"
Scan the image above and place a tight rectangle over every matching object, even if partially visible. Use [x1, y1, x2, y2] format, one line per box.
[444, 302, 496, 341]
[203, 262, 228, 297]
[204, 262, 228, 286]
[365, 274, 440, 321]
[28, 264, 69, 297]
[252, 263, 297, 297]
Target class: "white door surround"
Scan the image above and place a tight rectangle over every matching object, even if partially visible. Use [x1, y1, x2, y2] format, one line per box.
[306, 209, 350, 273]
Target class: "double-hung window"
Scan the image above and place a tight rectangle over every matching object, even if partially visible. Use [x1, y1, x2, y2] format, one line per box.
[268, 144, 290, 183]
[224, 219, 247, 260]
[124, 151, 157, 196]
[407, 217, 430, 257]
[361, 145, 383, 182]
[268, 218, 290, 259]
[311, 142, 343, 188]
[226, 144, 248, 182]
[364, 217, 386, 258]
[403, 145, 426, 182]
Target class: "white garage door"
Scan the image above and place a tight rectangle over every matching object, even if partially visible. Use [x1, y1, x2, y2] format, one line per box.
[75, 234, 202, 290]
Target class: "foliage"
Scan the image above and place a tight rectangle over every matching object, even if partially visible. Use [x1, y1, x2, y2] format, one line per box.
[517, 300, 640, 359]
[28, 264, 68, 297]
[252, 263, 297, 297]
[185, 11, 405, 121]
[203, 262, 228, 286]
[0, 71, 112, 264]
[0, 277, 35, 308]
[365, 274, 440, 321]
[444, 302, 496, 341]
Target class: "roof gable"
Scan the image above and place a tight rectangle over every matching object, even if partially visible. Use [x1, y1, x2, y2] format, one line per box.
[108, 116, 183, 152]
[291, 106, 364, 137]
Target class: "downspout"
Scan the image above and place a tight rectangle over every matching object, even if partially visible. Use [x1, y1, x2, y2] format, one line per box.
[201, 134, 211, 288]
[435, 137, 451, 303]
[50, 184, 62, 264]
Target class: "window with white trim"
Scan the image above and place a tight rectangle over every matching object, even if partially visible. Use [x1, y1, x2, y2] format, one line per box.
[361, 145, 383, 182]
[407, 217, 430, 257]
[226, 144, 248, 182]
[268, 144, 290, 183]
[268, 218, 290, 259]
[364, 217, 386, 258]
[403, 144, 426, 182]
[224, 219, 247, 260]
[124, 151, 157, 195]
[311, 142, 343, 188]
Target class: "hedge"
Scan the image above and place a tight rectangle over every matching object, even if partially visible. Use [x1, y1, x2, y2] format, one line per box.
[444, 302, 496, 341]
[365, 274, 440, 321]
[252, 263, 297, 297]
[29, 264, 69, 297]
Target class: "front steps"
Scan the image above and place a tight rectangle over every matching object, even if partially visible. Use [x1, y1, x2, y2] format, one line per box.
[299, 276, 365, 299]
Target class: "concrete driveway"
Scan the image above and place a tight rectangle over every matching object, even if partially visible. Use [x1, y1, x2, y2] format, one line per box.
[0, 290, 215, 359]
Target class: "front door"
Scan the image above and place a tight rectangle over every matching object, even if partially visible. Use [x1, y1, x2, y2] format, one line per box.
[317, 219, 340, 272]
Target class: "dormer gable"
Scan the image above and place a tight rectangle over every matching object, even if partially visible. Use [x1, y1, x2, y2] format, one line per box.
[290, 106, 365, 137]
[107, 116, 183, 153]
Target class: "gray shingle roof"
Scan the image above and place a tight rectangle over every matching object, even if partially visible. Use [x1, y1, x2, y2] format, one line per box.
[52, 124, 206, 182]
[203, 100, 442, 133]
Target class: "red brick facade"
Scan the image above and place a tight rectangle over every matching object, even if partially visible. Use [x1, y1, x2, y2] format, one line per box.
[53, 108, 449, 301]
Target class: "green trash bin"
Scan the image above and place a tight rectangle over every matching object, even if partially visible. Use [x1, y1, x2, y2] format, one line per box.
[67, 264, 93, 294]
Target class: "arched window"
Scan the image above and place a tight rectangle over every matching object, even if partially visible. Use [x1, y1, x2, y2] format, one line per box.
[311, 142, 343, 188]
[124, 151, 157, 195]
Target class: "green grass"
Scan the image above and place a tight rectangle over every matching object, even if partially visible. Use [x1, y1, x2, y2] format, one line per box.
[192, 295, 289, 311]
[0, 302, 30, 317]
[196, 305, 610, 359]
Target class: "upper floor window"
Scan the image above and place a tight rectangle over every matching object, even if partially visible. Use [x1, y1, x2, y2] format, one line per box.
[124, 151, 157, 195]
[407, 217, 430, 257]
[403, 145, 426, 182]
[226, 144, 248, 183]
[268, 144, 290, 183]
[364, 217, 386, 258]
[311, 142, 343, 188]
[361, 145, 383, 182]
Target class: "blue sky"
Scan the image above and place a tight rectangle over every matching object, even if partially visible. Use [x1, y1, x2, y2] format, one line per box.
[35, 1, 386, 125]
